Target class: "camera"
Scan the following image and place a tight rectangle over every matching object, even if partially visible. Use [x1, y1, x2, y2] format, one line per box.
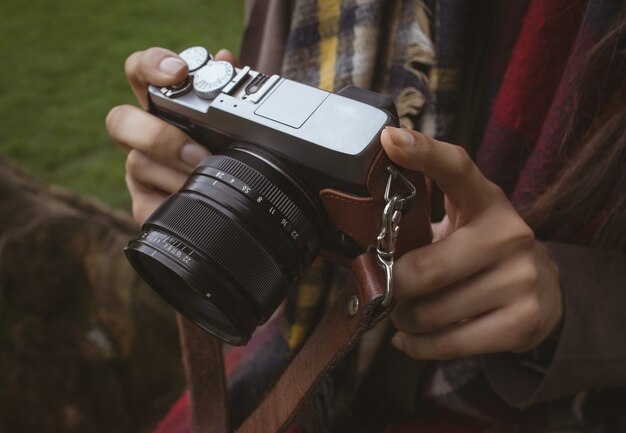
[125, 47, 424, 345]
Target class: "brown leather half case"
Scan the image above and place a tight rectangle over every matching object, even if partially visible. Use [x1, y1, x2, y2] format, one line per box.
[320, 149, 432, 257]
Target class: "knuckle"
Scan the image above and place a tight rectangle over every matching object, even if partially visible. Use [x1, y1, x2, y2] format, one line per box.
[125, 150, 146, 175]
[431, 334, 460, 360]
[517, 225, 536, 247]
[527, 299, 544, 333]
[496, 218, 535, 254]
[412, 304, 441, 332]
[509, 220, 535, 247]
[408, 255, 447, 294]
[485, 180, 507, 201]
[450, 144, 470, 161]
[450, 145, 473, 174]
[148, 121, 174, 159]
[436, 144, 476, 190]
[516, 259, 540, 288]
[417, 134, 436, 156]
[124, 51, 144, 80]
[143, 47, 168, 63]
[514, 300, 544, 349]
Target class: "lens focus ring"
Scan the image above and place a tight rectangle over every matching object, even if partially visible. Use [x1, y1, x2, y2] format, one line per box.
[147, 193, 288, 314]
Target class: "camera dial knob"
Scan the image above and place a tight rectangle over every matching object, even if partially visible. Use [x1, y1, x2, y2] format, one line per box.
[179, 46, 211, 72]
[193, 61, 235, 100]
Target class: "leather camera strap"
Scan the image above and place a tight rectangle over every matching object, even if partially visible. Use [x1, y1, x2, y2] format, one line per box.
[177, 149, 432, 433]
[177, 252, 390, 433]
[320, 150, 432, 258]
[177, 314, 229, 433]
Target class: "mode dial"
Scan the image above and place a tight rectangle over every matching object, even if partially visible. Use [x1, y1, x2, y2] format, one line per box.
[193, 61, 235, 100]
[179, 46, 211, 72]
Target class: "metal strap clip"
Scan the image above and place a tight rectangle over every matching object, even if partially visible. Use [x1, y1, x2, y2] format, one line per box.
[376, 166, 417, 307]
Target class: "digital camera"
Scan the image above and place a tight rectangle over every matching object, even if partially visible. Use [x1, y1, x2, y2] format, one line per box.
[124, 47, 426, 345]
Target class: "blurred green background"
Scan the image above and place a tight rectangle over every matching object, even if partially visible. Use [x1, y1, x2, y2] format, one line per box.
[0, 0, 245, 209]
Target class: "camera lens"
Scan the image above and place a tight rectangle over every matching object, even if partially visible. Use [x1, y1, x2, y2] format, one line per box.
[125, 146, 322, 345]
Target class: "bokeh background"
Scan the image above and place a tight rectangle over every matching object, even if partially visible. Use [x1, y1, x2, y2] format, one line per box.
[0, 1, 244, 432]
[0, 0, 244, 208]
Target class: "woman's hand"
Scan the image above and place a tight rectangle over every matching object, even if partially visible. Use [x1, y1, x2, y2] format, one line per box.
[381, 127, 563, 360]
[105, 47, 238, 224]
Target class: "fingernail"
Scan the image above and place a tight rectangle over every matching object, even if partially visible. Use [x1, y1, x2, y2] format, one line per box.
[180, 143, 209, 167]
[386, 127, 415, 147]
[159, 57, 186, 75]
[391, 333, 404, 351]
[215, 48, 234, 61]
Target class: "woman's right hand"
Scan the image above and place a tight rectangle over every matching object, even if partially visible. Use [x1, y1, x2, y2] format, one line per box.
[105, 47, 238, 224]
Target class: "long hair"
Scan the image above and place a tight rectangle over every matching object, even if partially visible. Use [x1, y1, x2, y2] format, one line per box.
[523, 11, 626, 250]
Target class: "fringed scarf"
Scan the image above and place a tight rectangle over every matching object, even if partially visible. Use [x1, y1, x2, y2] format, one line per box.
[282, 0, 436, 132]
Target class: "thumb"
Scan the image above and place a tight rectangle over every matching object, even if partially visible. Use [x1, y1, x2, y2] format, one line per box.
[381, 126, 495, 213]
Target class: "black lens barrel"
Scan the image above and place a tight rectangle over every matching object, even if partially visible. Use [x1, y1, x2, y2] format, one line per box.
[125, 146, 322, 345]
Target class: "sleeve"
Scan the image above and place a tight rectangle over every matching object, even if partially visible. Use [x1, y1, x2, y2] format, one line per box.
[239, 0, 294, 75]
[482, 241, 626, 408]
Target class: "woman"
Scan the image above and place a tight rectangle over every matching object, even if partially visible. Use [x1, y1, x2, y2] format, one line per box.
[106, 0, 626, 431]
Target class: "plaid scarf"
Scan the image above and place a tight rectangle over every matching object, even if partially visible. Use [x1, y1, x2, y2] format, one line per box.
[409, 0, 626, 431]
[282, 0, 436, 132]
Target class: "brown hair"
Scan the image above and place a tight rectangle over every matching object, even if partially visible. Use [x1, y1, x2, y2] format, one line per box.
[523, 12, 626, 250]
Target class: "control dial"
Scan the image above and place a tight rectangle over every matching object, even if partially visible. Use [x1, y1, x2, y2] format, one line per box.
[193, 61, 236, 100]
[179, 46, 211, 72]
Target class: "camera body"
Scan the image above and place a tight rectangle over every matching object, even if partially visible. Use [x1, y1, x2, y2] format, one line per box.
[126, 47, 428, 345]
[148, 48, 397, 193]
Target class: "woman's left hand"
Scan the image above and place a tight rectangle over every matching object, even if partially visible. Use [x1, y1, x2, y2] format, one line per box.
[380, 127, 563, 360]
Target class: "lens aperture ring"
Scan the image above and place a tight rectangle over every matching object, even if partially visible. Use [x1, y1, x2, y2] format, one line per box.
[195, 155, 319, 262]
[193, 167, 309, 253]
[204, 155, 315, 238]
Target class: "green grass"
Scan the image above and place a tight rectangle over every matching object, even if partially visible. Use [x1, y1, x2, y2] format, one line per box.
[0, 0, 244, 208]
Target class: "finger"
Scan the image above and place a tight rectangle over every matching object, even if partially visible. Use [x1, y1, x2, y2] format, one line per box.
[381, 127, 500, 215]
[442, 195, 460, 230]
[125, 47, 189, 108]
[126, 173, 169, 224]
[106, 105, 210, 171]
[214, 48, 240, 67]
[126, 150, 190, 195]
[391, 299, 542, 360]
[392, 255, 533, 334]
[394, 193, 535, 302]
[431, 214, 452, 242]
[393, 210, 505, 302]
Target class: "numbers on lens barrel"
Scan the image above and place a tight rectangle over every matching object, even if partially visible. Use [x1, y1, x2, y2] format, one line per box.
[141, 231, 194, 266]
[201, 167, 305, 251]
